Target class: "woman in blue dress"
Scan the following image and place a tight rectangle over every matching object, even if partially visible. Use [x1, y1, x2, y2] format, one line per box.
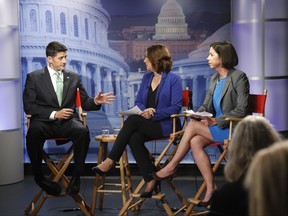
[152, 40, 250, 205]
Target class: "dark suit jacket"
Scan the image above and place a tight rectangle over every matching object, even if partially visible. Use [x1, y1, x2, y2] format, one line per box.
[209, 177, 248, 216]
[198, 69, 250, 129]
[23, 67, 101, 121]
[135, 71, 183, 137]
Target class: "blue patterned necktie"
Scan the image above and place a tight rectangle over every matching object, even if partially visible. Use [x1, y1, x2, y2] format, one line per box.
[55, 72, 63, 106]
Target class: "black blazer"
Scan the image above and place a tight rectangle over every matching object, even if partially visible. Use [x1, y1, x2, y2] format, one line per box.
[23, 67, 101, 121]
[209, 177, 248, 216]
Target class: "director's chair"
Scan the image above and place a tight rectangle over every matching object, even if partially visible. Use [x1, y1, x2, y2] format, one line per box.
[24, 88, 91, 216]
[118, 88, 192, 216]
[184, 89, 268, 216]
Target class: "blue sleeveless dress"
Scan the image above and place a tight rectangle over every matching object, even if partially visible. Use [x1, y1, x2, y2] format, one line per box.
[208, 78, 229, 142]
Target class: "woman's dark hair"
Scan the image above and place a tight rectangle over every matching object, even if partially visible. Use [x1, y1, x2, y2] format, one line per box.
[46, 41, 67, 57]
[147, 44, 173, 74]
[210, 40, 238, 69]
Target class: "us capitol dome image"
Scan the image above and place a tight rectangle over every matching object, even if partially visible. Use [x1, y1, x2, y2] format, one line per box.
[153, 0, 191, 40]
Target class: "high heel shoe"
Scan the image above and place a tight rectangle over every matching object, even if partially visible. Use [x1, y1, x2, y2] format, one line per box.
[151, 170, 177, 181]
[140, 181, 161, 198]
[188, 197, 211, 208]
[92, 166, 109, 176]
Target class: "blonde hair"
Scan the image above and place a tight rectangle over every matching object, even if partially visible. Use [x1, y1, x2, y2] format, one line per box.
[245, 141, 288, 216]
[224, 116, 281, 182]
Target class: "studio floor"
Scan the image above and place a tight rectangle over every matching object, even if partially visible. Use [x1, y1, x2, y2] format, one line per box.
[0, 174, 226, 216]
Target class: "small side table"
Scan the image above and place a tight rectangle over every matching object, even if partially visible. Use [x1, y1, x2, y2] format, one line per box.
[91, 134, 133, 215]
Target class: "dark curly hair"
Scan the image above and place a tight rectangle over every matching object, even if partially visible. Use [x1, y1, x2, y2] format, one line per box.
[210, 40, 238, 70]
[146, 44, 173, 74]
[46, 41, 67, 57]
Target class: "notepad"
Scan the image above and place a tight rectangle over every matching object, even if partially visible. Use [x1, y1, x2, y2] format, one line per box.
[119, 105, 142, 116]
[184, 110, 213, 117]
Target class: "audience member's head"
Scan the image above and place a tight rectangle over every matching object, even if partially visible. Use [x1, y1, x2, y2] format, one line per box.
[224, 115, 281, 182]
[245, 140, 288, 216]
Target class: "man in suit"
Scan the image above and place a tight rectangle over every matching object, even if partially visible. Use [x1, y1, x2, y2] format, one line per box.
[23, 41, 115, 196]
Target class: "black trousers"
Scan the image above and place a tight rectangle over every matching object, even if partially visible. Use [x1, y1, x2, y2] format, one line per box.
[109, 115, 163, 182]
[26, 118, 90, 177]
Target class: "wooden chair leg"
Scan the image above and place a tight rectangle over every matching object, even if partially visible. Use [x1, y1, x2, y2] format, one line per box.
[30, 195, 47, 216]
[24, 190, 46, 215]
[119, 138, 187, 216]
[24, 189, 44, 215]
[91, 141, 106, 214]
[25, 145, 91, 216]
[99, 143, 108, 210]
[72, 194, 91, 216]
[91, 139, 133, 214]
[184, 147, 228, 216]
[119, 155, 128, 207]
[123, 148, 134, 195]
[119, 179, 146, 216]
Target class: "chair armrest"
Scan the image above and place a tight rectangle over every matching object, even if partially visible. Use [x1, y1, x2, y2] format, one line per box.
[225, 117, 244, 139]
[118, 113, 131, 127]
[170, 113, 187, 118]
[225, 117, 243, 122]
[118, 113, 129, 117]
[26, 114, 32, 128]
[170, 113, 189, 134]
[81, 112, 87, 126]
[170, 129, 185, 139]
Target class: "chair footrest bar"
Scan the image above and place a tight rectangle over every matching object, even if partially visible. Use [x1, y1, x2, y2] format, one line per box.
[130, 192, 166, 200]
[97, 189, 124, 193]
[172, 205, 188, 215]
[46, 193, 70, 198]
[100, 183, 128, 187]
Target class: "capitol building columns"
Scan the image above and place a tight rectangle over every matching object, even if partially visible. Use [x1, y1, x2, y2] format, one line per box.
[87, 64, 94, 95]
[204, 75, 210, 89]
[80, 61, 88, 92]
[26, 57, 34, 76]
[102, 68, 114, 115]
[94, 64, 101, 94]
[192, 76, 199, 107]
[114, 71, 122, 113]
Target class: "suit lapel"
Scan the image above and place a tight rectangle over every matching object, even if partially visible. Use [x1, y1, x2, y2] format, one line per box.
[41, 67, 59, 105]
[155, 72, 167, 106]
[221, 70, 232, 100]
[62, 70, 71, 104]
